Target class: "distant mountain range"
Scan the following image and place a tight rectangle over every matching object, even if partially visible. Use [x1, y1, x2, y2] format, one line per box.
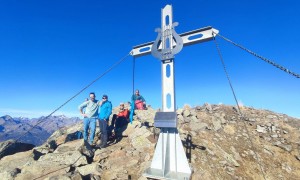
[0, 115, 81, 146]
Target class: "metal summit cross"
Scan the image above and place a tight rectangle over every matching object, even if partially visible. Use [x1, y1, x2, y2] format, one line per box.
[130, 4, 219, 180]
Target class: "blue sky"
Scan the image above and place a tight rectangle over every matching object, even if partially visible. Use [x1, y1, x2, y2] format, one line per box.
[0, 0, 299, 118]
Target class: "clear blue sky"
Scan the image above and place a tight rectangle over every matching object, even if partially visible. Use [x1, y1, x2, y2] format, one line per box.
[0, 0, 299, 118]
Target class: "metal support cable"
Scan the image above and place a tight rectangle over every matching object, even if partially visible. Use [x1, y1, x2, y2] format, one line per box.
[213, 37, 267, 180]
[129, 56, 136, 124]
[0, 53, 131, 157]
[213, 32, 300, 79]
[132, 56, 136, 95]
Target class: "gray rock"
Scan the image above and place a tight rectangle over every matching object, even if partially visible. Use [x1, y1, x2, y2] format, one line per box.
[256, 125, 266, 133]
[176, 109, 183, 115]
[0, 140, 35, 159]
[177, 114, 184, 122]
[212, 119, 222, 131]
[271, 134, 279, 138]
[217, 145, 240, 167]
[204, 103, 212, 112]
[267, 115, 277, 119]
[274, 143, 293, 152]
[189, 122, 208, 132]
[77, 163, 102, 176]
[271, 126, 277, 132]
[282, 163, 292, 173]
[183, 109, 191, 117]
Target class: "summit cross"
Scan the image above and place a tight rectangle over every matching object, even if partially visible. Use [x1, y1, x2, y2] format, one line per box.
[130, 4, 219, 180]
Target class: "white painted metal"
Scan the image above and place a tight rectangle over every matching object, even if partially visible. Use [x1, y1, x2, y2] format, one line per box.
[143, 5, 191, 180]
[130, 4, 220, 180]
[144, 128, 191, 179]
[162, 61, 175, 112]
[130, 27, 219, 57]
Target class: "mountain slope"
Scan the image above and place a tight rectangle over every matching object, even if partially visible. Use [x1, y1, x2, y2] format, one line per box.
[0, 115, 81, 145]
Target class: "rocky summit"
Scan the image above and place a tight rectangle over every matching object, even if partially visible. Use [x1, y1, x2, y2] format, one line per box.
[0, 103, 300, 180]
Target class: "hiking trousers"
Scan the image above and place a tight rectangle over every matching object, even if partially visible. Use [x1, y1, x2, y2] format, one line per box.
[83, 117, 97, 144]
[99, 119, 108, 146]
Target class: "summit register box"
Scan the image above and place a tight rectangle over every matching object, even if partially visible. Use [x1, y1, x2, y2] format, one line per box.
[154, 111, 177, 128]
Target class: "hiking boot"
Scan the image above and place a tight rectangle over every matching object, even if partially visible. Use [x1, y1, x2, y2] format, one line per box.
[90, 143, 96, 148]
[99, 143, 107, 149]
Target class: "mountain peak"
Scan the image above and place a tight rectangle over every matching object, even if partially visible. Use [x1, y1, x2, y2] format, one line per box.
[0, 104, 299, 179]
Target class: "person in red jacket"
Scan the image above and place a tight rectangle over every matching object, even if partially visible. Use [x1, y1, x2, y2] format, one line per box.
[109, 103, 130, 142]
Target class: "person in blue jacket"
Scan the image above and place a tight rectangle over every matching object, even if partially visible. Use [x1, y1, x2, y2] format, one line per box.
[131, 89, 146, 110]
[97, 94, 112, 148]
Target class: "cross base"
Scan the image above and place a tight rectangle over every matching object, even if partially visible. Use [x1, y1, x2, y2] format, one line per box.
[143, 128, 191, 180]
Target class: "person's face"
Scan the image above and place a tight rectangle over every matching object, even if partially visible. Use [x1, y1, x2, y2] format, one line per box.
[102, 96, 107, 101]
[135, 91, 139, 95]
[119, 104, 124, 110]
[89, 94, 95, 101]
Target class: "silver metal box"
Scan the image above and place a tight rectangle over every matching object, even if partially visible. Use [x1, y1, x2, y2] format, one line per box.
[154, 111, 177, 128]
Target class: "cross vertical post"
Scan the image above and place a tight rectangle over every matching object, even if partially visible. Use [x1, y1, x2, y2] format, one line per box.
[130, 4, 219, 180]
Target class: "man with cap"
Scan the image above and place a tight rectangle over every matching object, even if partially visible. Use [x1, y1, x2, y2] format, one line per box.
[97, 94, 112, 148]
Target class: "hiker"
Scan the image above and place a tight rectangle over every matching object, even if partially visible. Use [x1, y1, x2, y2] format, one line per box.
[131, 89, 146, 110]
[97, 94, 112, 148]
[78, 92, 102, 145]
[108, 103, 130, 142]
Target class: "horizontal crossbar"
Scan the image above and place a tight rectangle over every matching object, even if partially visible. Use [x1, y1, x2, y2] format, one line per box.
[130, 26, 219, 57]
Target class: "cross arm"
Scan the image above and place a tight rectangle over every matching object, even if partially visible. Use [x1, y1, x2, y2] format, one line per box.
[130, 26, 219, 57]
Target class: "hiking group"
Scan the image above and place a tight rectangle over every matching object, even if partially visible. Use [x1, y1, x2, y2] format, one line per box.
[78, 90, 147, 148]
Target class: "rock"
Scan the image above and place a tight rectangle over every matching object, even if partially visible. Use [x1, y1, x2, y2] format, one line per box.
[248, 118, 256, 122]
[183, 117, 191, 123]
[2, 104, 300, 180]
[189, 122, 208, 132]
[282, 163, 292, 173]
[93, 148, 110, 163]
[77, 163, 102, 176]
[223, 125, 235, 135]
[177, 114, 184, 122]
[129, 126, 152, 151]
[0, 139, 35, 159]
[274, 143, 292, 152]
[38, 141, 89, 167]
[183, 109, 191, 117]
[204, 103, 212, 112]
[0, 168, 21, 180]
[195, 106, 202, 110]
[271, 126, 277, 132]
[15, 161, 70, 180]
[212, 118, 222, 131]
[44, 174, 72, 180]
[267, 115, 277, 119]
[176, 108, 183, 115]
[0, 150, 34, 173]
[217, 145, 240, 167]
[256, 125, 266, 133]
[230, 146, 242, 161]
[263, 145, 274, 156]
[39, 150, 87, 166]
